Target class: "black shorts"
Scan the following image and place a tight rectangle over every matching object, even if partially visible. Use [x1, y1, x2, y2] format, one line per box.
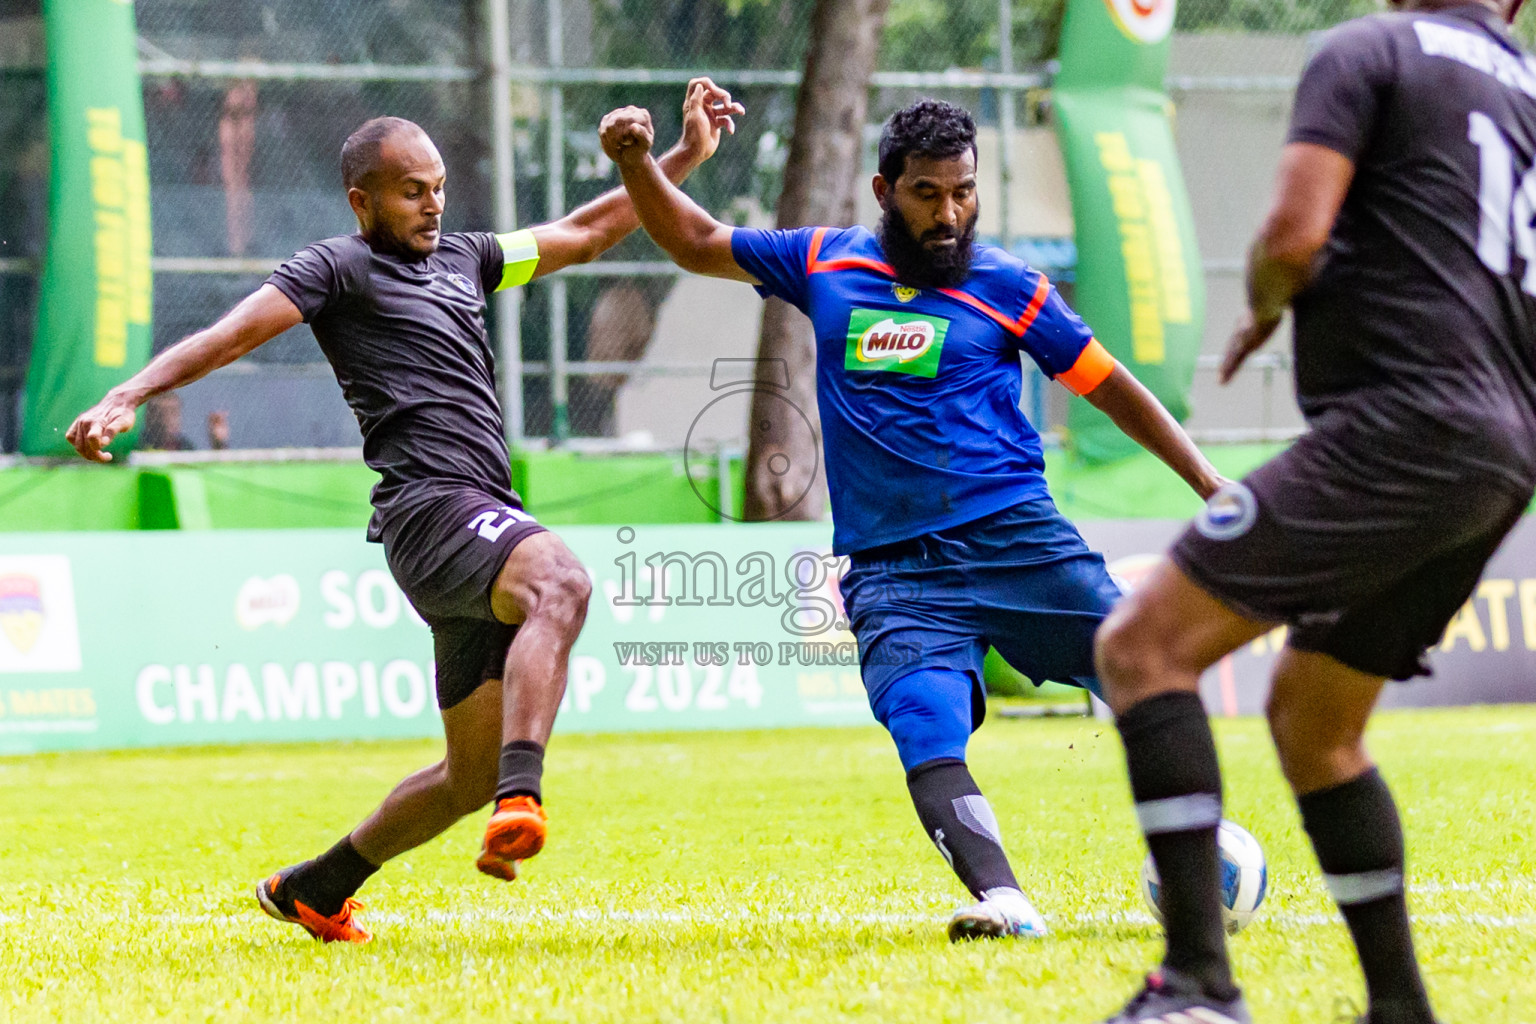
[381, 486, 547, 709]
[1171, 424, 1532, 681]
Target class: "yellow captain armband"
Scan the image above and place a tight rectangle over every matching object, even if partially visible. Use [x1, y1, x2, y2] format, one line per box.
[494, 229, 540, 290]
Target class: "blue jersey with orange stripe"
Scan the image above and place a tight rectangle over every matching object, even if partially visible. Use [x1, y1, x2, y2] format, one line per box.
[731, 224, 1114, 554]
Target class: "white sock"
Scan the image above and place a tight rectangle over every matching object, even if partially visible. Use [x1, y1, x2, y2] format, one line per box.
[981, 886, 1028, 906]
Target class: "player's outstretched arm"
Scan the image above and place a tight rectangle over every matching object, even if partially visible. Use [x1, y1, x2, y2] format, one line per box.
[1220, 142, 1355, 383]
[1083, 364, 1226, 501]
[66, 284, 302, 462]
[528, 78, 745, 279]
[598, 103, 757, 283]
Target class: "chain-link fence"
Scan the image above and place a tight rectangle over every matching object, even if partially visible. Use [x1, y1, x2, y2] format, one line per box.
[1170, 1, 1536, 442]
[506, 0, 1070, 448]
[4, 0, 1535, 454]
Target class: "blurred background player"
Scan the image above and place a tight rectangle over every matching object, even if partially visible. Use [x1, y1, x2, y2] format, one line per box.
[65, 79, 745, 944]
[137, 393, 230, 451]
[599, 97, 1225, 942]
[1093, 1, 1533, 1022]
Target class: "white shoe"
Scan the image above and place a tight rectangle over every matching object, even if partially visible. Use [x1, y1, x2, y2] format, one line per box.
[946, 887, 1048, 942]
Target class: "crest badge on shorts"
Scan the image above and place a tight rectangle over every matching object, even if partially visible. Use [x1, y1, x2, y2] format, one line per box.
[1195, 482, 1258, 541]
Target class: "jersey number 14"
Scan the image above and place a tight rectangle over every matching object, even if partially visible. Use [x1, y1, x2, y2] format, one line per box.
[1470, 110, 1536, 294]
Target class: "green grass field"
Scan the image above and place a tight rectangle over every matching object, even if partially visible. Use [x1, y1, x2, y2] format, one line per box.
[3, 707, 1533, 1023]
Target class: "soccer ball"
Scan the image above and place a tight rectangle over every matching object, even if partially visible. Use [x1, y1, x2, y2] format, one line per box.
[1140, 819, 1268, 934]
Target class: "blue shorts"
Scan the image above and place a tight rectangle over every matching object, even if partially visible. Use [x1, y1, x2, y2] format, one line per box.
[839, 497, 1120, 767]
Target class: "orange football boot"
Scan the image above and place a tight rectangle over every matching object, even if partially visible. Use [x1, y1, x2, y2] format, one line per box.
[256, 867, 371, 944]
[476, 796, 547, 880]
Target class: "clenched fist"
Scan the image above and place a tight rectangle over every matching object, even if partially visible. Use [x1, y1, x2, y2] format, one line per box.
[600, 106, 656, 167]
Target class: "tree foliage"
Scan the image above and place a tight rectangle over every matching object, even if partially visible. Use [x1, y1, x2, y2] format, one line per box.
[591, 0, 812, 69]
[881, 0, 1065, 69]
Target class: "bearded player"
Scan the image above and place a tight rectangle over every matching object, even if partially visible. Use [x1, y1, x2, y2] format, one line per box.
[600, 98, 1225, 941]
[66, 80, 745, 944]
[1092, 1, 1534, 1022]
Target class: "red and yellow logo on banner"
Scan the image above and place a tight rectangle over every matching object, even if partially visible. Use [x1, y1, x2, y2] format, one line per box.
[1103, 0, 1174, 44]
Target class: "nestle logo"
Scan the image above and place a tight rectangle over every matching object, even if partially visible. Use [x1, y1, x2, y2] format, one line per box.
[857, 319, 934, 362]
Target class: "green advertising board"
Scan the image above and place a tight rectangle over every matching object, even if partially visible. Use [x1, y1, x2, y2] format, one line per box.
[1054, 0, 1204, 462]
[0, 526, 874, 754]
[22, 0, 153, 457]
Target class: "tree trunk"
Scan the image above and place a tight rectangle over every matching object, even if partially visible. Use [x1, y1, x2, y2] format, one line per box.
[742, 0, 890, 522]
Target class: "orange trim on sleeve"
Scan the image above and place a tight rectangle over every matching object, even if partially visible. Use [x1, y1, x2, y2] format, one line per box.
[1056, 338, 1117, 396]
[1013, 273, 1052, 336]
[937, 287, 1021, 335]
[803, 227, 895, 276]
[814, 255, 896, 275]
[805, 227, 828, 274]
[937, 271, 1053, 338]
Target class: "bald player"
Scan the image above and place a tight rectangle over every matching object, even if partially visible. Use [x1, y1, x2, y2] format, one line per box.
[66, 80, 744, 944]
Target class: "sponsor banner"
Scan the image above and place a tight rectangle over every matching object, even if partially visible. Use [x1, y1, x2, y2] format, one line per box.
[1080, 518, 1536, 715]
[22, 0, 154, 456]
[1055, 0, 1177, 98]
[1053, 0, 1204, 462]
[4, 515, 1532, 753]
[0, 525, 873, 754]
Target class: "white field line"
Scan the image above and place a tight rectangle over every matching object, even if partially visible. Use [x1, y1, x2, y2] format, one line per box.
[0, 879, 1528, 931]
[3, 906, 1536, 931]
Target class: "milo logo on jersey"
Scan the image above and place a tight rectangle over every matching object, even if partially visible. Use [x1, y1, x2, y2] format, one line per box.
[844, 309, 949, 379]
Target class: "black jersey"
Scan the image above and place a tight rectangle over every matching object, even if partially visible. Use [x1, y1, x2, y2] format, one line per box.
[1287, 4, 1536, 488]
[267, 231, 527, 539]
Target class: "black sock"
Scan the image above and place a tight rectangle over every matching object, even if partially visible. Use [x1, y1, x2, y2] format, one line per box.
[906, 758, 1019, 899]
[1116, 692, 1236, 1001]
[1299, 769, 1432, 1024]
[495, 740, 545, 804]
[286, 835, 378, 917]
